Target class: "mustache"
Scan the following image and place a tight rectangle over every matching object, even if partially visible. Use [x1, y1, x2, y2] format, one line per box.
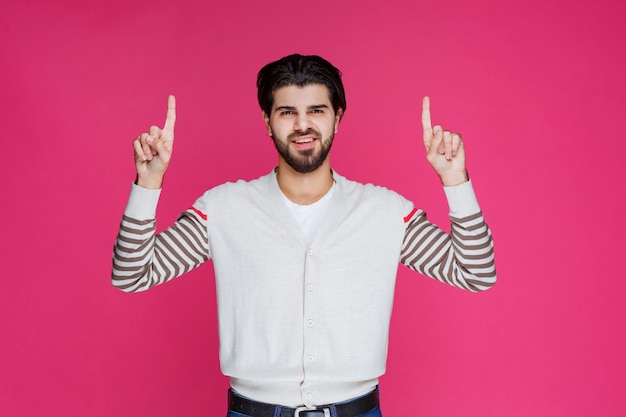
[288, 129, 321, 141]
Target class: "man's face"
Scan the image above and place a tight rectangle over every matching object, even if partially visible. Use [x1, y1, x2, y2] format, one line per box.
[263, 84, 342, 173]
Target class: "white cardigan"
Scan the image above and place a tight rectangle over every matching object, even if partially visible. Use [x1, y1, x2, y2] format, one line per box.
[113, 170, 496, 407]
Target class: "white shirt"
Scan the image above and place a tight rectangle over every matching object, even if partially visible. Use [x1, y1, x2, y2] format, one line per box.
[281, 182, 336, 242]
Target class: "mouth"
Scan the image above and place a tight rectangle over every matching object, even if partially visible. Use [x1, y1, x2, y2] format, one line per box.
[290, 134, 318, 149]
[293, 137, 315, 144]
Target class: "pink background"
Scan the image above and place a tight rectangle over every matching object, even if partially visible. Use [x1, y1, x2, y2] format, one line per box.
[2, 0, 625, 416]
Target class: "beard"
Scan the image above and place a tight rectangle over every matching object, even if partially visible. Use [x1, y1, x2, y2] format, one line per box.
[272, 128, 334, 173]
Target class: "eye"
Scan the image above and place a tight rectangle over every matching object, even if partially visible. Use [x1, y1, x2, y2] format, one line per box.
[310, 108, 324, 114]
[280, 110, 293, 116]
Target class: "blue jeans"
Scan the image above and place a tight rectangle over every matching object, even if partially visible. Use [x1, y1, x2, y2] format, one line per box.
[226, 407, 382, 417]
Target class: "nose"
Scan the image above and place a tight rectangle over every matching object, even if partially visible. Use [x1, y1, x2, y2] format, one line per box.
[294, 112, 310, 132]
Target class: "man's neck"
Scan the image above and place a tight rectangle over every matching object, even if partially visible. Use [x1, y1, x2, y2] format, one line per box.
[276, 160, 335, 205]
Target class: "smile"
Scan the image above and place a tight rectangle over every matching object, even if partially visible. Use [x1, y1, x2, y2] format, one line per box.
[293, 137, 315, 144]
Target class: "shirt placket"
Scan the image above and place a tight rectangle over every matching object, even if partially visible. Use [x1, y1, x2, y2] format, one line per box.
[300, 245, 319, 407]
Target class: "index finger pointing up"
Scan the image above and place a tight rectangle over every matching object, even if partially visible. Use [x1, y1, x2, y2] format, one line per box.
[164, 95, 176, 132]
[421, 96, 432, 133]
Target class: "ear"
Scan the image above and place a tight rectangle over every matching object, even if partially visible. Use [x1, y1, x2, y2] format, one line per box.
[334, 108, 343, 133]
[262, 111, 272, 136]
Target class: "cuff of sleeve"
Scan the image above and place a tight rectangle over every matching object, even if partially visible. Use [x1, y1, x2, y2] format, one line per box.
[443, 180, 481, 218]
[124, 182, 162, 219]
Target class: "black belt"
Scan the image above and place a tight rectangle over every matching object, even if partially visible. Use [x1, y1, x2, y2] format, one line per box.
[228, 386, 379, 417]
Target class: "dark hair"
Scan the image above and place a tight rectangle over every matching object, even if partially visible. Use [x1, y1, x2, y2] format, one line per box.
[257, 54, 346, 117]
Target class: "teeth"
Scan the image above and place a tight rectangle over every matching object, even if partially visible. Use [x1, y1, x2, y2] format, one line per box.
[295, 138, 313, 144]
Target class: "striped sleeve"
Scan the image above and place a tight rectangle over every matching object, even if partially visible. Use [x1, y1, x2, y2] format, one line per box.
[400, 182, 496, 292]
[112, 208, 210, 293]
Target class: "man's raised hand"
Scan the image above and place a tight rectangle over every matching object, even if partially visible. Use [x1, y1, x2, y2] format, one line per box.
[133, 95, 177, 189]
[421, 96, 468, 186]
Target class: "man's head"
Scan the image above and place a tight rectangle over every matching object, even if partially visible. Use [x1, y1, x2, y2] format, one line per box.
[257, 54, 347, 174]
[257, 54, 346, 118]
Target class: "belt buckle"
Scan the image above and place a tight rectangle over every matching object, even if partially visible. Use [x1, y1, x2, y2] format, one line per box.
[294, 406, 331, 417]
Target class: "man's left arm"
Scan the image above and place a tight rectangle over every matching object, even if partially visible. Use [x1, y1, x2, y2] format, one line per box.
[400, 182, 496, 292]
[399, 97, 496, 291]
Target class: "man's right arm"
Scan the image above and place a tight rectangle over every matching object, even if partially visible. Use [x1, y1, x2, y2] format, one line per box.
[112, 184, 210, 292]
[111, 96, 209, 292]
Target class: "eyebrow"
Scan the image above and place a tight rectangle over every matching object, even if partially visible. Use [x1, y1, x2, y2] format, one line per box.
[309, 104, 329, 110]
[275, 104, 330, 111]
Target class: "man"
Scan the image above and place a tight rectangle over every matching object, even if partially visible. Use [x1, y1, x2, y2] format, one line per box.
[113, 54, 496, 417]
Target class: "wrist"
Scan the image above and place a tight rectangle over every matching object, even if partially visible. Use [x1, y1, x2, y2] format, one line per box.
[136, 174, 164, 190]
[440, 170, 469, 187]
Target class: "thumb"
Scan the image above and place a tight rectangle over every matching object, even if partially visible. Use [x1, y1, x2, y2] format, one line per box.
[148, 134, 171, 158]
